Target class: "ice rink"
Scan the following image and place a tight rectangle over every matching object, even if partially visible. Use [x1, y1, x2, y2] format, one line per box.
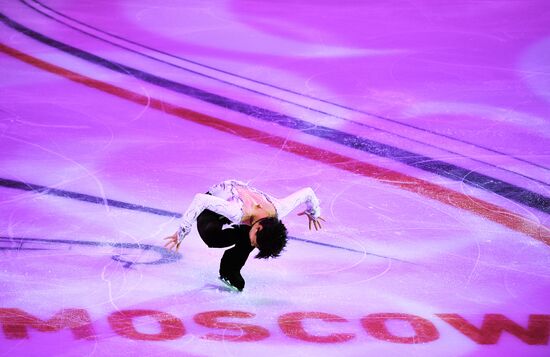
[1, 1, 549, 356]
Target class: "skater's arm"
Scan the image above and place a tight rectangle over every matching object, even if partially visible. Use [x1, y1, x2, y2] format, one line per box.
[177, 194, 242, 243]
[274, 187, 321, 219]
[273, 187, 325, 230]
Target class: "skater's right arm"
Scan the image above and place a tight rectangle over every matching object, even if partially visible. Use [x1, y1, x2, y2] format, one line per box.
[273, 187, 321, 219]
[171, 194, 243, 248]
[273, 187, 325, 231]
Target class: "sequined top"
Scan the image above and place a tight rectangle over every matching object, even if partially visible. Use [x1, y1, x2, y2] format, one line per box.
[177, 180, 321, 242]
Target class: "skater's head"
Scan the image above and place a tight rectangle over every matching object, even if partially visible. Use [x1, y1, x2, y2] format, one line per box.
[250, 217, 288, 259]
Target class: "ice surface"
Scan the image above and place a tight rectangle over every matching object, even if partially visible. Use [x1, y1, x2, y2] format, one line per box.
[1, 0, 549, 356]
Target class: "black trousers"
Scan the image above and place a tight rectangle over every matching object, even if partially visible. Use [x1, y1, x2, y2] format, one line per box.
[196, 208, 254, 291]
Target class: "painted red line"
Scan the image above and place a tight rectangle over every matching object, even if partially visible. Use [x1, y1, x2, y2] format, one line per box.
[1, 43, 548, 246]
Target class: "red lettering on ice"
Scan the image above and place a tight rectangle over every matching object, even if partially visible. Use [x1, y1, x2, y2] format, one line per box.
[108, 309, 185, 341]
[0, 308, 95, 340]
[361, 313, 439, 344]
[278, 312, 355, 343]
[193, 310, 270, 341]
[437, 313, 550, 345]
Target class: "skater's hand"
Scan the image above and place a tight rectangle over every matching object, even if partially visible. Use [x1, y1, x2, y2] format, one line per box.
[298, 211, 325, 231]
[164, 231, 182, 252]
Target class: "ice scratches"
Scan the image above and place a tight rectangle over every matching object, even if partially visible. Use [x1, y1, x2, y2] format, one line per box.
[111, 60, 152, 123]
[288, 235, 416, 265]
[3, 134, 112, 214]
[30, 0, 534, 187]
[0, 236, 181, 267]
[101, 258, 121, 313]
[1, 100, 117, 156]
[11, 118, 90, 129]
[503, 242, 550, 301]
[358, 258, 393, 284]
[1, 106, 90, 130]
[0, 174, 103, 206]
[463, 231, 481, 289]
[444, 251, 550, 280]
[459, 167, 549, 226]
[0, 176, 181, 218]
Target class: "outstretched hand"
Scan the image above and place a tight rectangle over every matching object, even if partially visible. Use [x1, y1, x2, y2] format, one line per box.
[298, 211, 326, 231]
[164, 231, 182, 252]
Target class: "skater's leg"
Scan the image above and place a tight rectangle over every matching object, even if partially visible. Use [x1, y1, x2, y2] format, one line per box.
[196, 207, 254, 291]
[219, 238, 255, 291]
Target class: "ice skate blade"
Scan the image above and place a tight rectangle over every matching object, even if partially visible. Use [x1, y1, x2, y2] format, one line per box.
[218, 277, 242, 293]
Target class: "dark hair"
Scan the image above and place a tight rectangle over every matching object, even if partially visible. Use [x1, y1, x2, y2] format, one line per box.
[254, 217, 288, 259]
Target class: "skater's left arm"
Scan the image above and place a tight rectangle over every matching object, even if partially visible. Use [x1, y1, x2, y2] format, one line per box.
[273, 187, 325, 230]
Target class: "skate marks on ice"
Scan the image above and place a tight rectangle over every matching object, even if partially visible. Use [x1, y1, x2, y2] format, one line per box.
[0, 177, 411, 266]
[0, 177, 181, 218]
[0, 236, 181, 268]
[20, 0, 550, 181]
[0, 13, 548, 215]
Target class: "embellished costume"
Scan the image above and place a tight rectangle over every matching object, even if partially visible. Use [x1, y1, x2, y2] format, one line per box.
[177, 180, 321, 290]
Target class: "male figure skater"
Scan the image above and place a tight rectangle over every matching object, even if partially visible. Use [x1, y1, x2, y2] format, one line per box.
[164, 180, 324, 291]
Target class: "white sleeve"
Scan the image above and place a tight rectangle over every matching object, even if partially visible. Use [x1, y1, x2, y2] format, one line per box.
[177, 193, 243, 242]
[272, 187, 321, 219]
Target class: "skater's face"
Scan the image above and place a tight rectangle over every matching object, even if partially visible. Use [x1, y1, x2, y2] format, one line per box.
[249, 221, 263, 247]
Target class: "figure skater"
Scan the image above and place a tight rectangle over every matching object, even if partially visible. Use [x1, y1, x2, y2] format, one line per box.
[164, 180, 324, 291]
